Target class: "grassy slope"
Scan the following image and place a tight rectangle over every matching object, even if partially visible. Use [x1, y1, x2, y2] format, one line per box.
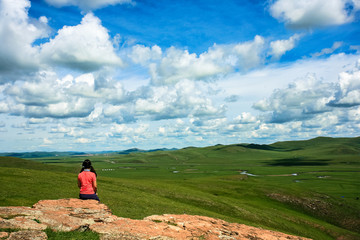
[1, 137, 360, 239]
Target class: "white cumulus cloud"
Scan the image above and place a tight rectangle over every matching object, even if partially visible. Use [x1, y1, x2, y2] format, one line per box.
[269, 34, 301, 60]
[0, 70, 129, 119]
[253, 58, 360, 124]
[107, 123, 151, 143]
[232, 35, 265, 70]
[312, 42, 343, 57]
[41, 13, 123, 72]
[43, 138, 53, 144]
[329, 59, 360, 107]
[134, 80, 226, 120]
[75, 137, 92, 143]
[150, 36, 265, 85]
[0, 0, 49, 80]
[253, 73, 335, 123]
[270, 0, 359, 28]
[233, 112, 258, 124]
[150, 46, 230, 85]
[129, 45, 162, 65]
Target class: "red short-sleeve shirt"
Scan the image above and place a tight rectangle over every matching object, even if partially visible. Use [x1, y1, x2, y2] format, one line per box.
[78, 171, 96, 194]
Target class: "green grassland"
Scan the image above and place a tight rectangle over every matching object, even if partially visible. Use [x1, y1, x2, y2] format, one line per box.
[1, 137, 360, 239]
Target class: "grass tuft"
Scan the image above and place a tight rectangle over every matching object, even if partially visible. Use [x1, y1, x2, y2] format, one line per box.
[44, 228, 100, 240]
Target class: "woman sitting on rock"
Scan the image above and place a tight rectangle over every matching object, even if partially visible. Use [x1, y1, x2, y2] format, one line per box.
[78, 159, 100, 201]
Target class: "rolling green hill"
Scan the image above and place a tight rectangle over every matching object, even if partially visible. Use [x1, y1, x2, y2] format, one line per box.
[0, 137, 359, 239]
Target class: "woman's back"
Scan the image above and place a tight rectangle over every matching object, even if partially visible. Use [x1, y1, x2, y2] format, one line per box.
[78, 170, 96, 194]
[78, 159, 100, 201]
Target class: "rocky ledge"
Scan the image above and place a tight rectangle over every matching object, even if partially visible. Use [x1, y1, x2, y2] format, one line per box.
[0, 198, 311, 240]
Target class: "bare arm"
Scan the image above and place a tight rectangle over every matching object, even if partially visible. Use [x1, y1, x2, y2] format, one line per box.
[92, 179, 97, 193]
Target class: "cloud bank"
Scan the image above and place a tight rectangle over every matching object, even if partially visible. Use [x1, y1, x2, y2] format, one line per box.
[253, 59, 360, 124]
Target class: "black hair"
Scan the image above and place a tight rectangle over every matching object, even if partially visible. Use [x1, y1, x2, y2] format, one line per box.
[80, 159, 97, 176]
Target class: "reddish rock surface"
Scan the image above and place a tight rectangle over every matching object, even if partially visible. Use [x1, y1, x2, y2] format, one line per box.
[0, 199, 311, 240]
[7, 230, 47, 240]
[0, 232, 9, 238]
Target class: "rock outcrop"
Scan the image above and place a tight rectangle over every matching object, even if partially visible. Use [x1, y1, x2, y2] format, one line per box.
[0, 198, 311, 240]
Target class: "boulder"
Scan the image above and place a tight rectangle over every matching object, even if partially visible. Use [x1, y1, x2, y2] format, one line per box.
[0, 199, 311, 240]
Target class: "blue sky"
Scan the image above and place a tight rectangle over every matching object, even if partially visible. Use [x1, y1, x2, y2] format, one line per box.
[0, 0, 360, 152]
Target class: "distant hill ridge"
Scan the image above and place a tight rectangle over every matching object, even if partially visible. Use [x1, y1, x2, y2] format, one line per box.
[207, 136, 360, 153]
[0, 151, 87, 158]
[0, 148, 177, 158]
[0, 136, 359, 158]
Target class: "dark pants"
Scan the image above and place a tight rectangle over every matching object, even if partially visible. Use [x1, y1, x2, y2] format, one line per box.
[79, 193, 100, 201]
